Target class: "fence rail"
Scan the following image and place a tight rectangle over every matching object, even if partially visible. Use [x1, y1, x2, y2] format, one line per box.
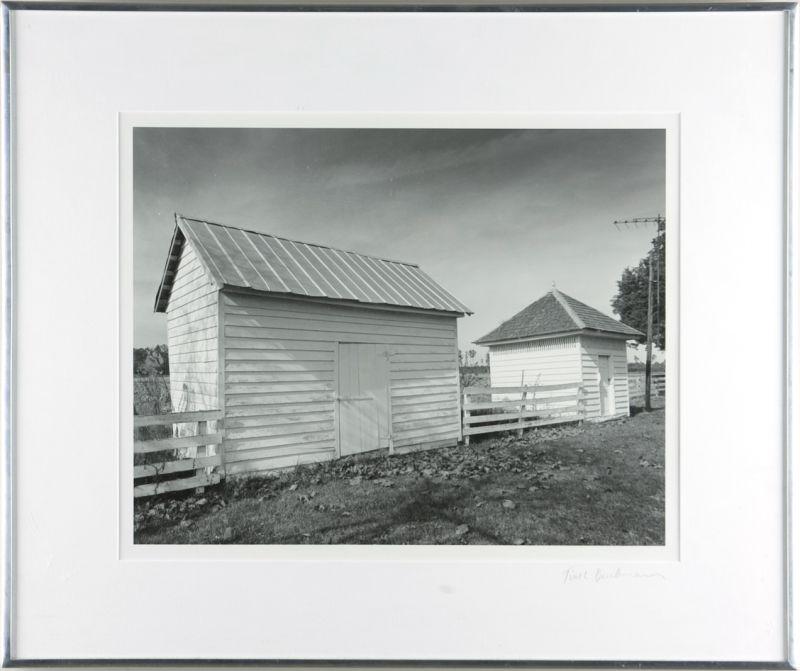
[133, 409, 224, 498]
[628, 371, 666, 400]
[461, 383, 584, 443]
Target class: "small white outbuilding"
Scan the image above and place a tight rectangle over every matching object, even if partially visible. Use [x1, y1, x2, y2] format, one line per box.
[474, 288, 643, 419]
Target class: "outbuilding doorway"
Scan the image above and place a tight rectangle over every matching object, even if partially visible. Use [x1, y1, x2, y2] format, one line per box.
[337, 343, 390, 456]
[598, 354, 615, 416]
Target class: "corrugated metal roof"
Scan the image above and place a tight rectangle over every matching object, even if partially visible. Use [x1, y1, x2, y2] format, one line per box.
[155, 215, 472, 315]
[474, 288, 643, 344]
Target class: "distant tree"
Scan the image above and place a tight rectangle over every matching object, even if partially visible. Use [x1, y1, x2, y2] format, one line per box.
[611, 232, 666, 350]
[133, 345, 170, 376]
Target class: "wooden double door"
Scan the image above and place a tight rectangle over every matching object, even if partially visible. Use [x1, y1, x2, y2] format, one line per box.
[337, 343, 391, 456]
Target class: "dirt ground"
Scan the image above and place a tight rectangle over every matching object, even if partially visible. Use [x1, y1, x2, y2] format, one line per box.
[134, 407, 665, 546]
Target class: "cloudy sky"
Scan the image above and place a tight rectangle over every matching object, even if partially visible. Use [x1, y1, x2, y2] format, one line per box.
[134, 128, 664, 355]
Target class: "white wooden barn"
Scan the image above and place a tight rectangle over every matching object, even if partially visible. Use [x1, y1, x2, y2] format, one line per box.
[474, 288, 643, 419]
[154, 215, 471, 476]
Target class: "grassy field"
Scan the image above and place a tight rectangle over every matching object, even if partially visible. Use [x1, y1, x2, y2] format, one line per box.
[134, 408, 665, 546]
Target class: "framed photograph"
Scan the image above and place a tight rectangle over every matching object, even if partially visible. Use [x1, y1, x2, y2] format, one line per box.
[125, 119, 676, 557]
[2, 1, 796, 666]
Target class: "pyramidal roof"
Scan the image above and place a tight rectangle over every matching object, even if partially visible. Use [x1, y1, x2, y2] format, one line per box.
[474, 288, 643, 345]
[155, 215, 472, 315]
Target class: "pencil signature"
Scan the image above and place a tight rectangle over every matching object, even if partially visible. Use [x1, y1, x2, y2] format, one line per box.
[562, 567, 668, 584]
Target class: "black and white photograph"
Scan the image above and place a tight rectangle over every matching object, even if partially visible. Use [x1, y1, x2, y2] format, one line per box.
[8, 2, 794, 662]
[132, 127, 667, 545]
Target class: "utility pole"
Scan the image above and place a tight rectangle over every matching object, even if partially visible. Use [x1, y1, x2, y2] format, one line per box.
[613, 215, 664, 411]
[645, 254, 654, 411]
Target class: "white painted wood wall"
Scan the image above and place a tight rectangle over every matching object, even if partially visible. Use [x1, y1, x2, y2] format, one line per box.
[165, 242, 219, 452]
[220, 291, 461, 475]
[488, 336, 580, 409]
[487, 334, 631, 418]
[488, 336, 579, 388]
[579, 335, 630, 418]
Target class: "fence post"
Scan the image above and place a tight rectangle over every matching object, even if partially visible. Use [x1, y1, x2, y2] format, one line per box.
[517, 387, 527, 438]
[577, 386, 585, 425]
[195, 419, 207, 494]
[217, 417, 225, 475]
[463, 390, 470, 446]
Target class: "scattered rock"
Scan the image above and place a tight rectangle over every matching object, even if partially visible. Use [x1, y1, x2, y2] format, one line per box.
[195, 498, 207, 506]
[512, 538, 525, 545]
[223, 526, 233, 541]
[349, 476, 362, 486]
[502, 499, 516, 510]
[288, 484, 298, 491]
[455, 524, 470, 536]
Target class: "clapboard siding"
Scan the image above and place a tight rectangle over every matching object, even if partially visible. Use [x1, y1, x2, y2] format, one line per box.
[225, 401, 333, 419]
[226, 326, 451, 347]
[485, 333, 634, 418]
[579, 335, 630, 418]
[221, 290, 460, 475]
[224, 450, 334, 475]
[225, 303, 455, 333]
[165, 241, 220, 452]
[389, 333, 459, 445]
[488, 337, 580, 401]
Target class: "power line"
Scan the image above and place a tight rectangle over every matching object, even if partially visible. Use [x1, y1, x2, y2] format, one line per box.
[612, 214, 665, 411]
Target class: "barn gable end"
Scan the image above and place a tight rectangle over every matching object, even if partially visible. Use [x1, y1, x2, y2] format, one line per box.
[163, 235, 220, 426]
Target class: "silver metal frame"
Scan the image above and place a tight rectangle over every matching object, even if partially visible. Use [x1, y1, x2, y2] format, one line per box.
[0, 2, 796, 667]
[786, 5, 799, 669]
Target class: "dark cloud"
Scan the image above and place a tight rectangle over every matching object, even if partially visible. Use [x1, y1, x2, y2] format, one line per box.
[134, 128, 665, 349]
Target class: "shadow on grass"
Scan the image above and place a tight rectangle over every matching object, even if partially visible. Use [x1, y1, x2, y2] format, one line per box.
[267, 479, 505, 545]
[629, 404, 665, 417]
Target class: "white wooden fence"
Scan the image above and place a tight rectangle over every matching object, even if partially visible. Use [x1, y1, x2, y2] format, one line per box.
[628, 370, 666, 401]
[134, 409, 224, 498]
[461, 382, 585, 443]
